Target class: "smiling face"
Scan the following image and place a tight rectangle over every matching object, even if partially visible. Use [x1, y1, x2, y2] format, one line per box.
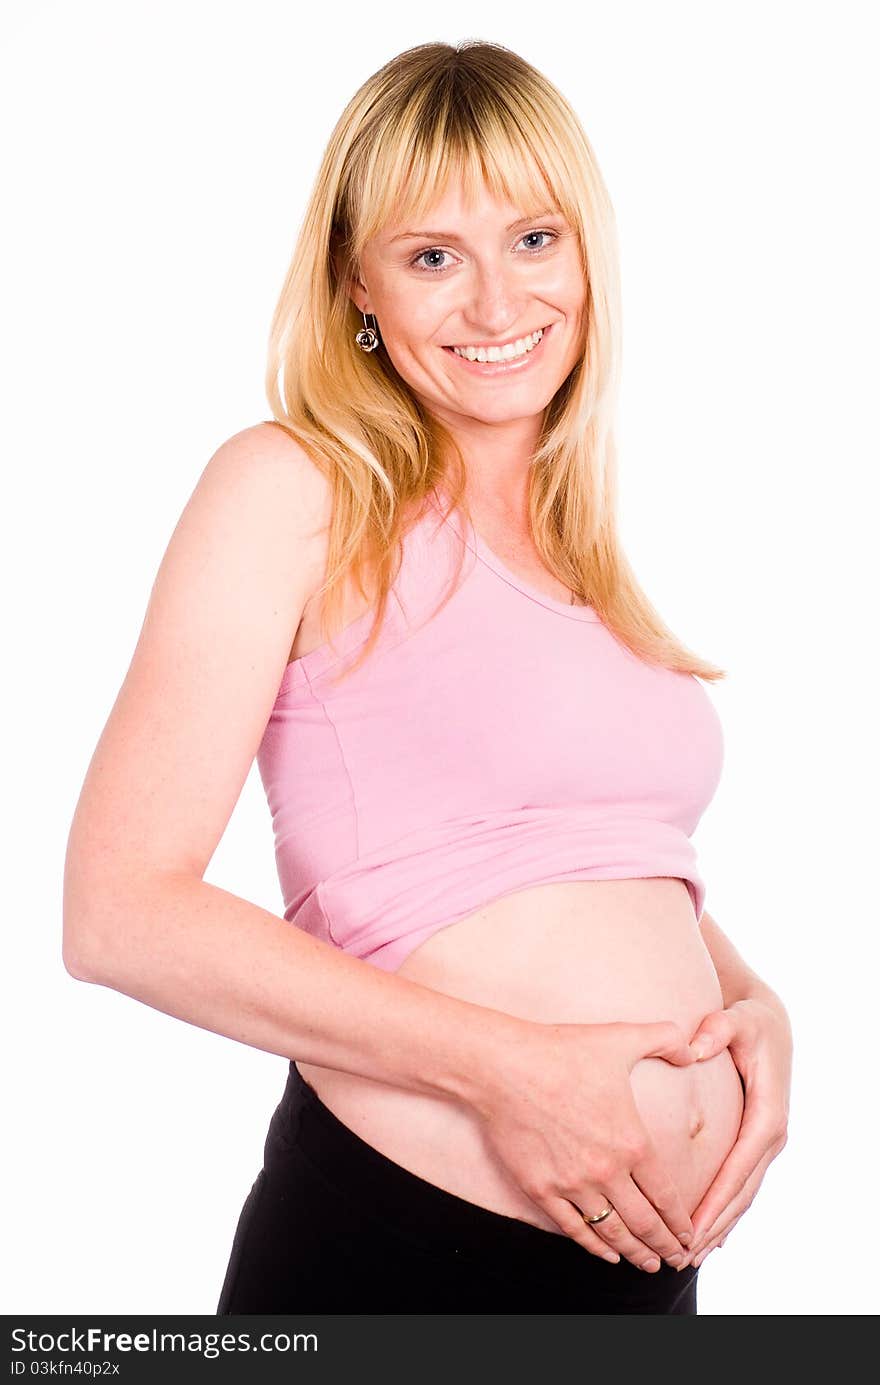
[348, 178, 588, 477]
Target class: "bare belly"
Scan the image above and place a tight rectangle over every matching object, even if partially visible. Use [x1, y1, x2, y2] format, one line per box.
[296, 877, 745, 1234]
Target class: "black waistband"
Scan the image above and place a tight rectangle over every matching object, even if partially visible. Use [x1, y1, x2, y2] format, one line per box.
[277, 1059, 677, 1291]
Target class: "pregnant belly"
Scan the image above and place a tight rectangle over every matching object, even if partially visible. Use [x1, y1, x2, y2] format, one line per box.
[296, 877, 745, 1233]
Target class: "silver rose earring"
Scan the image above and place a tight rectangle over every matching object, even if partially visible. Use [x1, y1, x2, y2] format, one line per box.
[355, 310, 380, 353]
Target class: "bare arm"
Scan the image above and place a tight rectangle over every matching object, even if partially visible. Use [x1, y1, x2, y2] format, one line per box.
[698, 908, 789, 1020]
[64, 867, 519, 1105]
[62, 421, 514, 1103]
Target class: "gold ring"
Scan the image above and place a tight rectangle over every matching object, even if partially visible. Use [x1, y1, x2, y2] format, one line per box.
[583, 1203, 614, 1225]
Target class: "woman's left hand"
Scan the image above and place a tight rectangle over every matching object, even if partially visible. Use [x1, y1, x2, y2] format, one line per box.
[680, 993, 793, 1267]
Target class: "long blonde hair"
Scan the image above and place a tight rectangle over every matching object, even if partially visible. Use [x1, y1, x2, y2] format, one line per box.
[265, 39, 726, 684]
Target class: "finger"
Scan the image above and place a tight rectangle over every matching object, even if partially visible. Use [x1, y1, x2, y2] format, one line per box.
[540, 1197, 622, 1264]
[683, 1152, 773, 1262]
[601, 1175, 692, 1268]
[625, 1020, 695, 1069]
[685, 1110, 771, 1244]
[688, 1009, 738, 1061]
[684, 1152, 773, 1263]
[693, 1220, 740, 1267]
[688, 1181, 754, 1258]
[574, 1203, 668, 1272]
[688, 1129, 777, 1250]
[630, 1144, 695, 1245]
[687, 1203, 744, 1264]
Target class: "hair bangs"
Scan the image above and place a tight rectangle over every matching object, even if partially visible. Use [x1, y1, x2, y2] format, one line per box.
[347, 89, 576, 269]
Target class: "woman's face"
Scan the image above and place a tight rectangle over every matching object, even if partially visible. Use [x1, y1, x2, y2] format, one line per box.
[351, 180, 587, 444]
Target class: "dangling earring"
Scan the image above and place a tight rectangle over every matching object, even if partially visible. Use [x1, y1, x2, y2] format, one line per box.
[355, 310, 380, 353]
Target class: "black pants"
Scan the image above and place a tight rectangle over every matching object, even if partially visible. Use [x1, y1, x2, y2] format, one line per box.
[216, 1060, 698, 1314]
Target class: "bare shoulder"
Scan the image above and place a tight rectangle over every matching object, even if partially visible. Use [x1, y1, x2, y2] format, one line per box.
[204, 419, 332, 531]
[62, 420, 335, 955]
[214, 417, 325, 477]
[192, 419, 335, 617]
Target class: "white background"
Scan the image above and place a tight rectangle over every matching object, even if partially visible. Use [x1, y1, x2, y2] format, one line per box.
[3, 0, 877, 1316]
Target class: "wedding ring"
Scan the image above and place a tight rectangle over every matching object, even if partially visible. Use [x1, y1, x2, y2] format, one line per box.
[583, 1203, 614, 1225]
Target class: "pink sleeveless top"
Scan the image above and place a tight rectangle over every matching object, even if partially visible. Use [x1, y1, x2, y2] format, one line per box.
[257, 490, 724, 973]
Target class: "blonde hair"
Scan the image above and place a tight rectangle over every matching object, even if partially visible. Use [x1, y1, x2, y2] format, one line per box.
[265, 39, 726, 684]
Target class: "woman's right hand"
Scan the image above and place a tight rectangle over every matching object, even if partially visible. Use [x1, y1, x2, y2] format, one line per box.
[469, 1019, 698, 1271]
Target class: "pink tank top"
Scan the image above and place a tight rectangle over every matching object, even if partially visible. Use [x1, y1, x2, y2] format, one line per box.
[257, 489, 724, 973]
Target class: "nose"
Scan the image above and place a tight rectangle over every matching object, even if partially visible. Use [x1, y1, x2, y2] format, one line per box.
[464, 262, 529, 339]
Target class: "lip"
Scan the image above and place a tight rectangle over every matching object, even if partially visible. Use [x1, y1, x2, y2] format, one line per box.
[442, 323, 554, 376]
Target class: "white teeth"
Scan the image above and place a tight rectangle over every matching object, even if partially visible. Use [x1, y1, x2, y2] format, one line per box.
[452, 327, 545, 363]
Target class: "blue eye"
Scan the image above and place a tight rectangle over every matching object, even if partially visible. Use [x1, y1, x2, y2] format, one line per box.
[414, 248, 451, 274]
[520, 231, 555, 252]
[411, 229, 558, 275]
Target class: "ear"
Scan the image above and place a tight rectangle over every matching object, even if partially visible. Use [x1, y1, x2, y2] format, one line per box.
[332, 243, 372, 318]
[347, 282, 372, 317]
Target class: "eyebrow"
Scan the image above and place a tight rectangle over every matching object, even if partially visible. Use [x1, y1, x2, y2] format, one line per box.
[387, 209, 563, 244]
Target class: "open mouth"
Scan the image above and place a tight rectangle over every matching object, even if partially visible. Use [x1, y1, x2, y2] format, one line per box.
[442, 323, 553, 371]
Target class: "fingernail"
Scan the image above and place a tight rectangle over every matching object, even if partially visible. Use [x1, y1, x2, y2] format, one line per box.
[666, 1253, 684, 1268]
[679, 1231, 693, 1246]
[690, 1041, 709, 1060]
[602, 1251, 620, 1264]
[642, 1257, 661, 1273]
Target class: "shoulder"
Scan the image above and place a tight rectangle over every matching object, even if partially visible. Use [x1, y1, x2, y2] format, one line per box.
[192, 421, 336, 605]
[202, 420, 333, 527]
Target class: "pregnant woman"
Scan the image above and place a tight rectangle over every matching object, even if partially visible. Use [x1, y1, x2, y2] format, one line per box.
[62, 41, 792, 1314]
